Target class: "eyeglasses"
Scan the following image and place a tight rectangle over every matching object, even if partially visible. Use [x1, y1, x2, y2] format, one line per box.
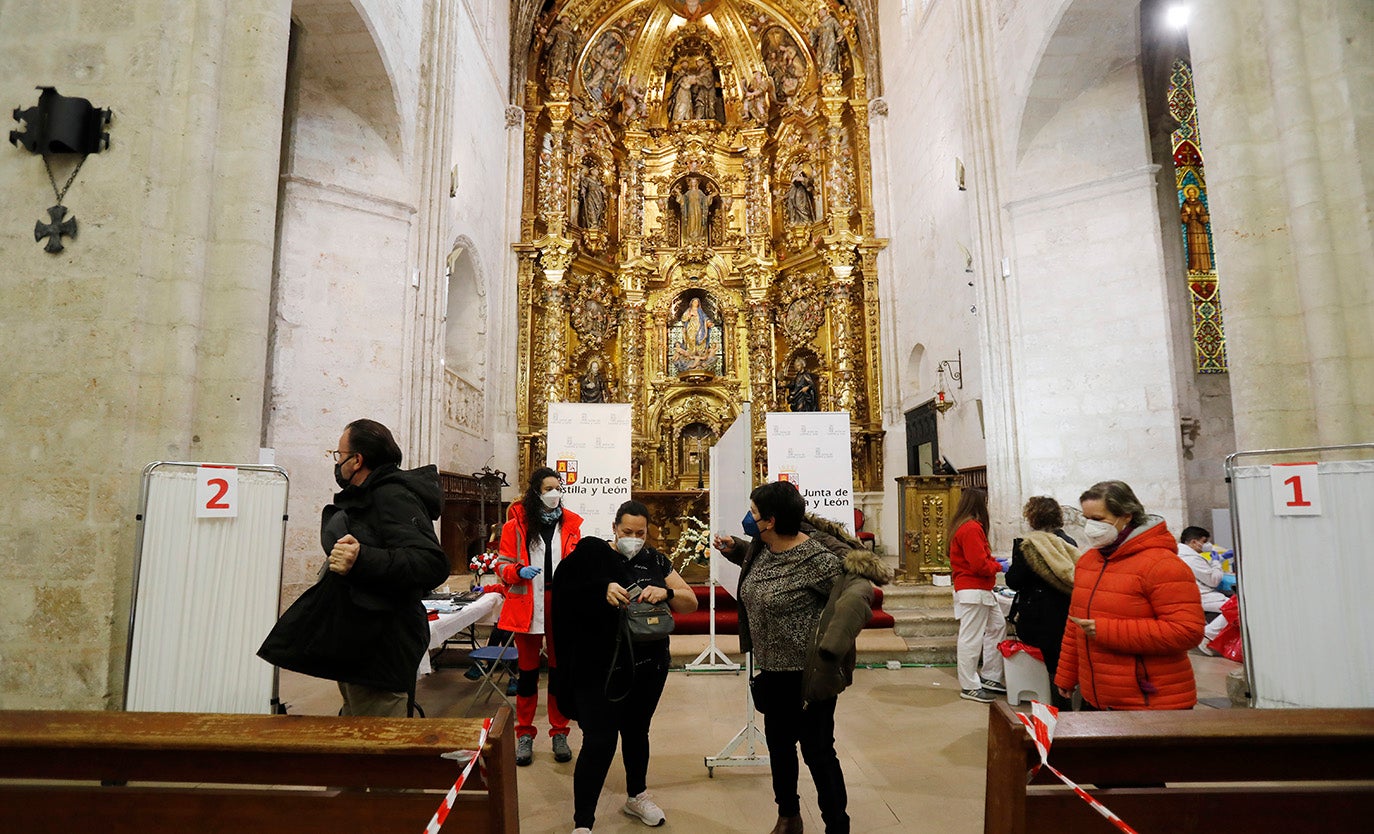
[328, 450, 356, 463]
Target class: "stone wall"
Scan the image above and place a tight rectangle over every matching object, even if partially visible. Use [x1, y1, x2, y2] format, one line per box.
[0, 0, 292, 708]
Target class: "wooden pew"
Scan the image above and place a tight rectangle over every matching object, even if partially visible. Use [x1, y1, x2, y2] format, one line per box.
[0, 706, 518, 834]
[984, 700, 1374, 833]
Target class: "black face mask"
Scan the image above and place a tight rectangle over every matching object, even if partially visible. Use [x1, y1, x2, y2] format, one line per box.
[334, 458, 354, 489]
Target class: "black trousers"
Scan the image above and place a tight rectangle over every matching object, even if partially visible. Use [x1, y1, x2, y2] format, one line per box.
[758, 670, 850, 834]
[572, 647, 670, 829]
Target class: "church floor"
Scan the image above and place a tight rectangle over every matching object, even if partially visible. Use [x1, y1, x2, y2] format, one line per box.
[279, 650, 1241, 834]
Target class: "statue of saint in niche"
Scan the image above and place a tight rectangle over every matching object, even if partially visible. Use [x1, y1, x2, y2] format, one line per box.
[672, 177, 717, 245]
[578, 167, 606, 229]
[669, 53, 720, 122]
[785, 170, 816, 225]
[1180, 184, 1212, 273]
[580, 359, 612, 403]
[670, 295, 723, 377]
[811, 9, 847, 76]
[788, 358, 820, 412]
[543, 19, 577, 82]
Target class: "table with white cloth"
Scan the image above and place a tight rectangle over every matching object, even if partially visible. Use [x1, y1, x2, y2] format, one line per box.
[417, 592, 503, 677]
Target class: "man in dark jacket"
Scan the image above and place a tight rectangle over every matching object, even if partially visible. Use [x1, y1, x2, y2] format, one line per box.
[324, 418, 450, 716]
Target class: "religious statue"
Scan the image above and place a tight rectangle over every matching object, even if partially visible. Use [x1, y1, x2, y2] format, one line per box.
[583, 32, 625, 106]
[580, 359, 612, 403]
[543, 19, 577, 82]
[763, 28, 807, 101]
[672, 177, 716, 244]
[784, 170, 816, 225]
[618, 74, 645, 123]
[1180, 184, 1212, 273]
[578, 167, 606, 229]
[811, 9, 846, 76]
[743, 71, 775, 123]
[788, 359, 819, 412]
[669, 53, 718, 122]
[673, 296, 717, 375]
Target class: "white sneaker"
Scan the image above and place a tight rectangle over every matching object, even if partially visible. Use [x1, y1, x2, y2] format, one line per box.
[573, 829, 592, 833]
[622, 791, 666, 826]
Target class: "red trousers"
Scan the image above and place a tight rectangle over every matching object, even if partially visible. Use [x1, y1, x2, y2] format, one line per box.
[513, 630, 568, 738]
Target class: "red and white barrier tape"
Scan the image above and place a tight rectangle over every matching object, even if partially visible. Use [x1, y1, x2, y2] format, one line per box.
[423, 716, 493, 834]
[1015, 701, 1140, 834]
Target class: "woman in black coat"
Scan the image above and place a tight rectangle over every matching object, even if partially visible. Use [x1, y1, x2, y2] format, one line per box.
[551, 500, 696, 833]
[1005, 496, 1079, 709]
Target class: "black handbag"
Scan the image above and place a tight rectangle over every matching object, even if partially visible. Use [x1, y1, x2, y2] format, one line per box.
[624, 599, 675, 641]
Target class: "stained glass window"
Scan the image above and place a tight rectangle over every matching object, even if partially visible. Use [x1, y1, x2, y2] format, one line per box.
[1169, 59, 1227, 374]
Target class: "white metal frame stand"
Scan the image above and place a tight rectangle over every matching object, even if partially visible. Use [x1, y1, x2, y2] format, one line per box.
[704, 652, 768, 776]
[686, 579, 740, 672]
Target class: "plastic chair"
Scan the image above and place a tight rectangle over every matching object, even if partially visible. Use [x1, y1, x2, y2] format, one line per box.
[464, 631, 519, 716]
[854, 508, 876, 550]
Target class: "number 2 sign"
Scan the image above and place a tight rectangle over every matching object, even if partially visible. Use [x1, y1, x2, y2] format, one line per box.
[196, 465, 239, 518]
[1270, 462, 1321, 516]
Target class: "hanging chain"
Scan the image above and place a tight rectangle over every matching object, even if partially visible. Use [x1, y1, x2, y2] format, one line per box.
[43, 154, 88, 206]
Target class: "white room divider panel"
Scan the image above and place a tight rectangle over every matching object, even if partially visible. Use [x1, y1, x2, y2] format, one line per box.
[125, 463, 289, 713]
[1227, 446, 1374, 708]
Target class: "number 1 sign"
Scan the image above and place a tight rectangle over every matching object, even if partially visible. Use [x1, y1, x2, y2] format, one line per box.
[196, 465, 239, 518]
[1270, 462, 1321, 516]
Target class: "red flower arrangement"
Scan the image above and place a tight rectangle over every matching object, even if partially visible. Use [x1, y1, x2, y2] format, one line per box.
[469, 549, 500, 575]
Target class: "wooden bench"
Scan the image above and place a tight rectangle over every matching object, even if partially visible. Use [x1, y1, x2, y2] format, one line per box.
[984, 700, 1374, 833]
[0, 706, 518, 834]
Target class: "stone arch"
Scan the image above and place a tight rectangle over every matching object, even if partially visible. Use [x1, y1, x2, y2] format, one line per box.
[904, 343, 929, 401]
[1013, 0, 1142, 160]
[445, 236, 488, 382]
[291, 0, 404, 162]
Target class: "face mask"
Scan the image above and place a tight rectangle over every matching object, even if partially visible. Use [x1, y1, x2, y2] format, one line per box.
[616, 537, 645, 558]
[741, 511, 761, 538]
[1082, 518, 1120, 548]
[541, 490, 563, 509]
[334, 459, 353, 489]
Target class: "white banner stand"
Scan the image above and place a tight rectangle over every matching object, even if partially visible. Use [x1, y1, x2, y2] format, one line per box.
[705, 651, 769, 777]
[689, 403, 750, 673]
[765, 411, 855, 532]
[1226, 443, 1374, 708]
[126, 462, 289, 714]
[547, 402, 633, 538]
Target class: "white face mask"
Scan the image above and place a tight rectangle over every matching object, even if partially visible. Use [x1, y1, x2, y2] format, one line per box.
[1082, 518, 1120, 548]
[616, 536, 645, 558]
[541, 490, 563, 509]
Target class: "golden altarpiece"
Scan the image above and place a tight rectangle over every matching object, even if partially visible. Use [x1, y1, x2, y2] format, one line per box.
[514, 0, 885, 526]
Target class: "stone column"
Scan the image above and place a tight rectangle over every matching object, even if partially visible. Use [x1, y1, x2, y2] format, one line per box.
[1190, 0, 1374, 447]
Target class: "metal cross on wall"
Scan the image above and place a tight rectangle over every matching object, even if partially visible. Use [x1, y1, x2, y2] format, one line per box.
[34, 205, 77, 253]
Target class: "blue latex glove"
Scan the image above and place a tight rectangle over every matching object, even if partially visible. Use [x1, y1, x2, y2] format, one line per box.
[518, 565, 542, 580]
[995, 557, 1011, 572]
[1217, 574, 1237, 595]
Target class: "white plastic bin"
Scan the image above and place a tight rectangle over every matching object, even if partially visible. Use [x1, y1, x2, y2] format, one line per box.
[1004, 647, 1050, 706]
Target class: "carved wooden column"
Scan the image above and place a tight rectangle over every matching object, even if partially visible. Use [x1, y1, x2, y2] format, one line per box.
[622, 129, 648, 244]
[819, 72, 854, 233]
[741, 127, 770, 256]
[849, 78, 877, 239]
[619, 266, 648, 431]
[537, 240, 574, 412]
[823, 241, 859, 416]
[540, 97, 572, 235]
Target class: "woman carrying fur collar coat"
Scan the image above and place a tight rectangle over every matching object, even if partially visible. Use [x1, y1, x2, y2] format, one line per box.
[802, 516, 894, 705]
[1005, 496, 1080, 708]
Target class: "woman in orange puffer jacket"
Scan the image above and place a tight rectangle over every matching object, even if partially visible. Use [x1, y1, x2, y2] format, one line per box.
[1056, 481, 1204, 710]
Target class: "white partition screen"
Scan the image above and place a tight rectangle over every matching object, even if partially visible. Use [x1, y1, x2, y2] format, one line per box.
[125, 462, 289, 713]
[1228, 450, 1374, 708]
